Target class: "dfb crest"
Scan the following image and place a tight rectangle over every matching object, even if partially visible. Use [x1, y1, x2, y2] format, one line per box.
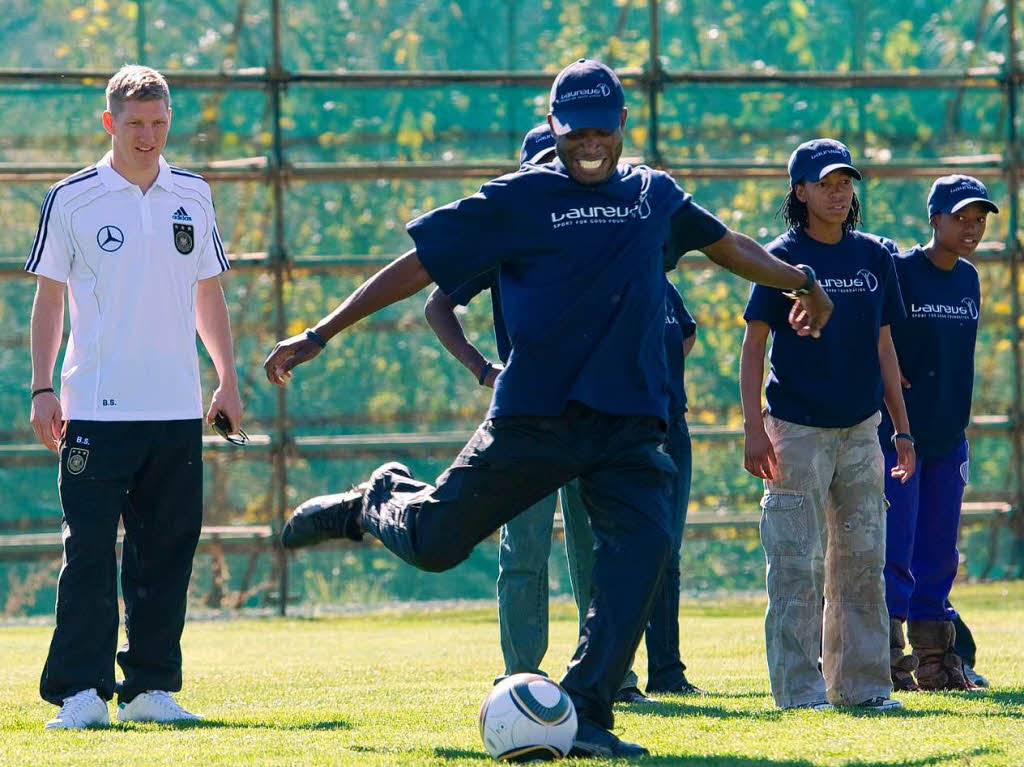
[173, 223, 195, 254]
[67, 447, 89, 475]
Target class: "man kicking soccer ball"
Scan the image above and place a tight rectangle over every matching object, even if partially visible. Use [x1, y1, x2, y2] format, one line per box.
[265, 59, 832, 757]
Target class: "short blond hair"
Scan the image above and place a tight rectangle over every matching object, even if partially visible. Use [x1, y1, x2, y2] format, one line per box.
[106, 65, 170, 116]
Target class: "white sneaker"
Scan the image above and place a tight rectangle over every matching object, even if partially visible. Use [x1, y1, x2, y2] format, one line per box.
[116, 691, 202, 723]
[44, 688, 109, 730]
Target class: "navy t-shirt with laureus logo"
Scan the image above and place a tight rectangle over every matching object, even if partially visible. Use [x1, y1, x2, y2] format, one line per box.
[744, 227, 905, 428]
[879, 246, 980, 457]
[408, 159, 726, 422]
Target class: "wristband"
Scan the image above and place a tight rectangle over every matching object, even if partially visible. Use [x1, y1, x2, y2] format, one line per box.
[478, 361, 494, 386]
[891, 432, 915, 447]
[31, 387, 55, 399]
[305, 328, 328, 349]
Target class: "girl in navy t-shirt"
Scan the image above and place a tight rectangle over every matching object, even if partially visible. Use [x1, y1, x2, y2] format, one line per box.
[739, 138, 915, 711]
[880, 175, 996, 692]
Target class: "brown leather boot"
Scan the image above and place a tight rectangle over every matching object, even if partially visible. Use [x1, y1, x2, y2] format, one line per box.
[908, 619, 979, 691]
[889, 618, 920, 691]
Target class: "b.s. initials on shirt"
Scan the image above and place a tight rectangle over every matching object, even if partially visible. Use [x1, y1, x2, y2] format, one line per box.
[102, 398, 118, 407]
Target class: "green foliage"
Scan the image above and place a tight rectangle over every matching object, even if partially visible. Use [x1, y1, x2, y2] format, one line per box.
[0, 1, 1020, 601]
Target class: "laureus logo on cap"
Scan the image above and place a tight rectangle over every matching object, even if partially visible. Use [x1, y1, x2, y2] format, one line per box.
[927, 174, 1000, 216]
[549, 59, 625, 136]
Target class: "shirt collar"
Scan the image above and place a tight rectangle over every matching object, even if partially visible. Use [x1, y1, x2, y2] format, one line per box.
[96, 151, 174, 192]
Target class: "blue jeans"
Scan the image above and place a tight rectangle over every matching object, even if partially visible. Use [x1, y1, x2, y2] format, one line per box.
[561, 416, 692, 691]
[496, 492, 563, 677]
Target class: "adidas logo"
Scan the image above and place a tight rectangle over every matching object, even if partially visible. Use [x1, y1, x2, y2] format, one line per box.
[172, 206, 192, 222]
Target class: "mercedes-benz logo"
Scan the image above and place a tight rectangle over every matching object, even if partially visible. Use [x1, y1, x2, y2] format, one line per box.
[96, 225, 124, 252]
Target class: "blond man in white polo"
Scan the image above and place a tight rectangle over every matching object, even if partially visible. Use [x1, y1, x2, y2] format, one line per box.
[27, 65, 242, 729]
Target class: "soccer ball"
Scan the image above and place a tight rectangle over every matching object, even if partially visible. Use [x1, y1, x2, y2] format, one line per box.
[478, 673, 577, 761]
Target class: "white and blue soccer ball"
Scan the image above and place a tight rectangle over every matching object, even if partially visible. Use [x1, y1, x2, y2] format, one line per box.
[478, 673, 577, 761]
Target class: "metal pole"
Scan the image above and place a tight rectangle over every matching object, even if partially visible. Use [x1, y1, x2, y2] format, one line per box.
[506, 0, 518, 153]
[852, 0, 869, 219]
[1006, 0, 1024, 572]
[136, 0, 146, 63]
[270, 0, 290, 616]
[647, 0, 661, 166]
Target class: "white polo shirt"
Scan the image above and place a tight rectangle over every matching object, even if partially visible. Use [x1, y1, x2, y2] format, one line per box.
[25, 152, 230, 421]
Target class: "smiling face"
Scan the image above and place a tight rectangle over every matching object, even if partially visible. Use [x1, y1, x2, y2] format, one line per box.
[102, 98, 171, 183]
[549, 109, 627, 185]
[931, 201, 989, 259]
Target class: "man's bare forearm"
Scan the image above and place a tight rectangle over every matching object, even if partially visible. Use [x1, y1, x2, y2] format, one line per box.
[315, 249, 433, 341]
[196, 277, 238, 388]
[30, 277, 65, 390]
[702, 231, 807, 290]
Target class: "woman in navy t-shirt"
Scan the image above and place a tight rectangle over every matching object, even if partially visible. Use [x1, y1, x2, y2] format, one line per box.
[739, 139, 916, 711]
[881, 175, 996, 692]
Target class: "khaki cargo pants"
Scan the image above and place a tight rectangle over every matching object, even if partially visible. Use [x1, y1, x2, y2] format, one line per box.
[760, 412, 892, 708]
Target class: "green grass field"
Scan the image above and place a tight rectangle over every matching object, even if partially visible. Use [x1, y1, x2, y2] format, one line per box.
[1, 582, 1021, 766]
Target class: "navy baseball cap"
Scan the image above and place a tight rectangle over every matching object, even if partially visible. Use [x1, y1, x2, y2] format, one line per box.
[548, 59, 625, 136]
[788, 138, 862, 186]
[519, 123, 557, 165]
[927, 175, 1000, 216]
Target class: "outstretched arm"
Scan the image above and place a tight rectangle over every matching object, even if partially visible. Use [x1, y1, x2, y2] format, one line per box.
[424, 288, 501, 387]
[701, 231, 833, 337]
[264, 249, 432, 385]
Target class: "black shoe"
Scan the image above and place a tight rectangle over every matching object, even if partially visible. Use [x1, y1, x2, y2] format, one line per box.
[647, 673, 705, 695]
[569, 719, 649, 759]
[280, 490, 364, 549]
[613, 686, 656, 704]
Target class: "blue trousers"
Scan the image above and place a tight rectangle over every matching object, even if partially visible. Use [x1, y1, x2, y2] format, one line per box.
[883, 440, 968, 622]
[562, 415, 692, 691]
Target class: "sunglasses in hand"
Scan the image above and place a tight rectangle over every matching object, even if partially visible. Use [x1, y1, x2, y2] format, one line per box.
[212, 412, 249, 446]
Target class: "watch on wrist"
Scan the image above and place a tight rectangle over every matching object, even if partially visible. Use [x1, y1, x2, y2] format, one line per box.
[785, 264, 817, 297]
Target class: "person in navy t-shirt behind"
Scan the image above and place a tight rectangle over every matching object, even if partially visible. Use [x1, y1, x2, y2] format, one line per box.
[265, 59, 833, 758]
[740, 138, 915, 712]
[881, 175, 996, 692]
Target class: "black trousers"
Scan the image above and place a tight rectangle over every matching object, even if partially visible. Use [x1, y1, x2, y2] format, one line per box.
[360, 402, 675, 729]
[40, 419, 203, 705]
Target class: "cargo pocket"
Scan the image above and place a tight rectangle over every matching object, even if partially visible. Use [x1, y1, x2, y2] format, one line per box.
[759, 491, 810, 556]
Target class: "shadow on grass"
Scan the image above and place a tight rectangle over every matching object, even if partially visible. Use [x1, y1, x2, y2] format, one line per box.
[433, 747, 490, 760]
[631, 747, 999, 766]
[986, 688, 1024, 709]
[625, 691, 1022, 722]
[622, 699, 785, 722]
[119, 717, 351, 731]
[832, 689, 1022, 719]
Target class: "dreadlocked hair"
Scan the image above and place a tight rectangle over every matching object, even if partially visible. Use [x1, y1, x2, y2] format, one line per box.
[777, 187, 861, 234]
